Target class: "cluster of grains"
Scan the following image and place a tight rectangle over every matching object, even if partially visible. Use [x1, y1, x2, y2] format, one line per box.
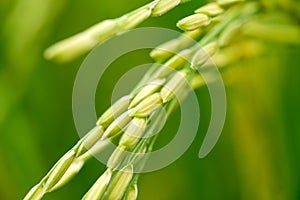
[25, 0, 300, 199]
[44, 0, 184, 62]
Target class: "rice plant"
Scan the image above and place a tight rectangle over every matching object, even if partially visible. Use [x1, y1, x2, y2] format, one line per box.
[24, 0, 300, 199]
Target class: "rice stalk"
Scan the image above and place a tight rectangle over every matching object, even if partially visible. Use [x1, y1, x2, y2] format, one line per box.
[25, 2, 255, 199]
[24, 0, 300, 199]
[44, 0, 184, 62]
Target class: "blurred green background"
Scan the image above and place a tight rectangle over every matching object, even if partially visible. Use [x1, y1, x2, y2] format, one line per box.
[0, 0, 300, 199]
